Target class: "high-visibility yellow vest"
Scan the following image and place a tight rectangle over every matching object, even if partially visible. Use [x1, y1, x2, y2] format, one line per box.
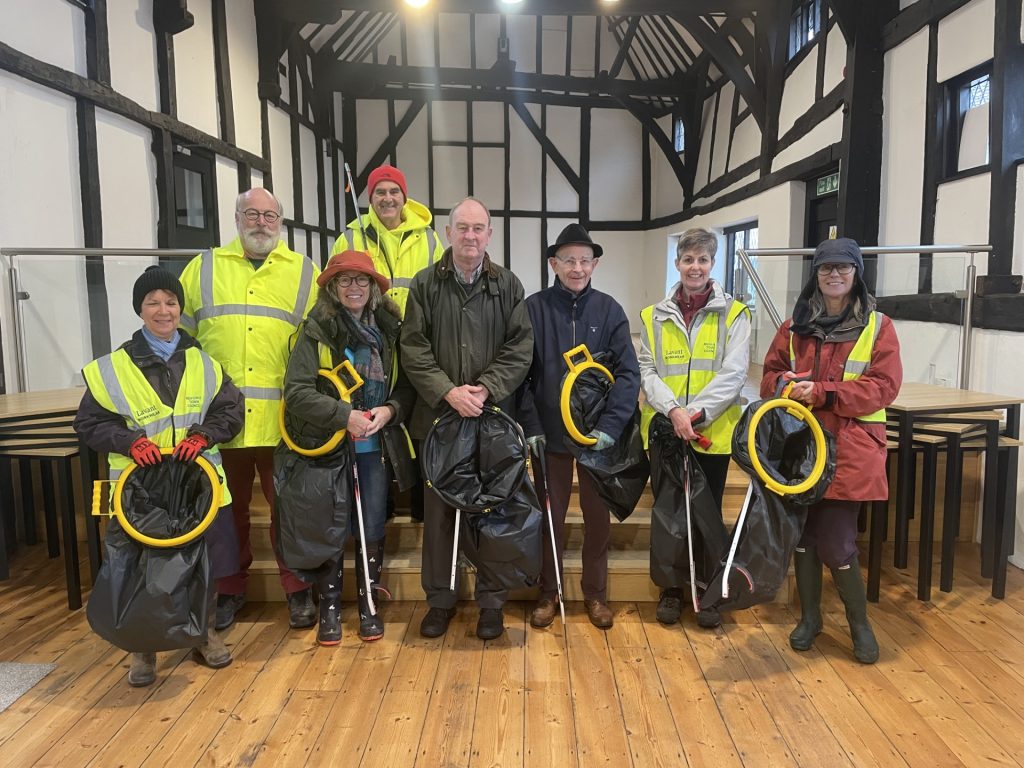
[82, 346, 231, 503]
[640, 299, 749, 453]
[179, 238, 319, 447]
[789, 310, 886, 423]
[332, 200, 443, 317]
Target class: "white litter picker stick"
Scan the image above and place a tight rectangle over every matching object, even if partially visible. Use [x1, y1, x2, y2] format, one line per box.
[721, 482, 755, 600]
[682, 447, 700, 613]
[539, 452, 567, 627]
[449, 508, 461, 593]
[351, 460, 377, 616]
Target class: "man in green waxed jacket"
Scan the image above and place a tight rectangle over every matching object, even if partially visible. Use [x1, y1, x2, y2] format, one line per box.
[401, 196, 534, 642]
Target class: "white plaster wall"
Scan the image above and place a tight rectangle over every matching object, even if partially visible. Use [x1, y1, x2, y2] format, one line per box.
[570, 15, 597, 77]
[405, 12, 436, 67]
[933, 172, 991, 291]
[216, 155, 239, 245]
[1014, 165, 1024, 275]
[298, 124, 318, 225]
[267, 105, 294, 216]
[225, 0, 261, 156]
[439, 13, 472, 68]
[433, 145, 468, 209]
[474, 14, 500, 71]
[173, 0, 219, 139]
[729, 115, 762, 172]
[509, 104, 542, 211]
[507, 14, 537, 73]
[580, 230, 650, 328]
[822, 21, 847, 95]
[710, 82, 735, 182]
[937, 0, 995, 82]
[772, 109, 843, 171]
[356, 99, 391, 178]
[589, 109, 642, 221]
[878, 28, 928, 298]
[653, 114, 684, 218]
[700, 170, 760, 206]
[509, 218, 542, 297]
[546, 158, 578, 212]
[778, 46, 817, 137]
[395, 106, 430, 207]
[545, 105, 581, 176]
[0, 0, 87, 76]
[473, 147, 505, 205]
[106, 0, 159, 112]
[541, 16, 568, 75]
[0, 71, 87, 391]
[473, 101, 504, 143]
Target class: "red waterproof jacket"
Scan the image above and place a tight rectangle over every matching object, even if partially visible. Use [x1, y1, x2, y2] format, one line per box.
[760, 313, 902, 501]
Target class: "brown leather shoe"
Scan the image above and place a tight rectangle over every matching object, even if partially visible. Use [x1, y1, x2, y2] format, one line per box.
[530, 598, 558, 628]
[584, 599, 613, 629]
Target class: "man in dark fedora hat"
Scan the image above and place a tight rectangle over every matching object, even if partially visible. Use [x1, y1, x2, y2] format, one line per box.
[517, 223, 639, 630]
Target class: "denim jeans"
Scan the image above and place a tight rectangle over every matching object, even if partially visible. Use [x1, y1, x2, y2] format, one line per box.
[353, 450, 387, 542]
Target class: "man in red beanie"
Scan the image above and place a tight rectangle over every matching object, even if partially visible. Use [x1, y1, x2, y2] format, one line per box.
[333, 164, 444, 521]
[332, 164, 444, 316]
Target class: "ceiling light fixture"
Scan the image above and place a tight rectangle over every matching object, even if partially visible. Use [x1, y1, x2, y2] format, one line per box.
[404, 0, 429, 8]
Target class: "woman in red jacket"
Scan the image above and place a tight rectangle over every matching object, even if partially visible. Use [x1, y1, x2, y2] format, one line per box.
[761, 238, 902, 664]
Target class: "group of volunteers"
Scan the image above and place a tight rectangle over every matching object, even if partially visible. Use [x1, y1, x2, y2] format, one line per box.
[74, 162, 900, 688]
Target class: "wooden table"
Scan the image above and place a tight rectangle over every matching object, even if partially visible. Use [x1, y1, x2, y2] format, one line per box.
[887, 382, 1022, 598]
[0, 387, 101, 607]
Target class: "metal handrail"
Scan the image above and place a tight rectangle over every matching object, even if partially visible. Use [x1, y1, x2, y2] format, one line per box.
[2, 247, 202, 392]
[735, 244, 993, 389]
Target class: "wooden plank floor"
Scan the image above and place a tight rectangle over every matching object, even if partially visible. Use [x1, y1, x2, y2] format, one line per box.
[2, 544, 1024, 768]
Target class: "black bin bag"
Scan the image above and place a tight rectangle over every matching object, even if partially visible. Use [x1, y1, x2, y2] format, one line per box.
[701, 396, 837, 612]
[273, 440, 353, 583]
[422, 406, 542, 590]
[648, 414, 728, 590]
[87, 459, 215, 653]
[562, 357, 650, 522]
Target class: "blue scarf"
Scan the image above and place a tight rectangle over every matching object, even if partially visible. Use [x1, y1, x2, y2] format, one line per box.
[142, 326, 180, 361]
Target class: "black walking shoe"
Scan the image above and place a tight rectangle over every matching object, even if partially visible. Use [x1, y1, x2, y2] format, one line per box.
[215, 593, 245, 631]
[287, 589, 317, 629]
[476, 608, 505, 640]
[656, 588, 683, 625]
[420, 606, 456, 638]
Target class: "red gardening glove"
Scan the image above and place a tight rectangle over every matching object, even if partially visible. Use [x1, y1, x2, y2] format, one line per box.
[129, 436, 163, 466]
[173, 433, 208, 463]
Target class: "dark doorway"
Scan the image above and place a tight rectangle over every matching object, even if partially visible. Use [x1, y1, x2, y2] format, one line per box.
[803, 165, 840, 282]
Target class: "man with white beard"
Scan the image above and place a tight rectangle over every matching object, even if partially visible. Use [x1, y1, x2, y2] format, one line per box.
[179, 188, 320, 632]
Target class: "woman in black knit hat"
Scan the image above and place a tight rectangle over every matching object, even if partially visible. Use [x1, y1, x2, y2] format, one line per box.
[74, 266, 245, 687]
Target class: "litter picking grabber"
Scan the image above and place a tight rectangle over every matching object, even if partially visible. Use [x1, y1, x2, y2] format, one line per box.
[351, 448, 378, 617]
[449, 508, 461, 593]
[682, 410, 712, 613]
[537, 451, 567, 627]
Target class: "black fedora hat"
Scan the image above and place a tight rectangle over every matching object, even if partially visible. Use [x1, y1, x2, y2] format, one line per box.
[546, 223, 604, 260]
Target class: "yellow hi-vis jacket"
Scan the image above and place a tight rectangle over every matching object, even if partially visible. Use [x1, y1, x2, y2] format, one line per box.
[789, 310, 886, 423]
[331, 197, 444, 317]
[82, 346, 231, 503]
[639, 284, 751, 453]
[179, 238, 319, 447]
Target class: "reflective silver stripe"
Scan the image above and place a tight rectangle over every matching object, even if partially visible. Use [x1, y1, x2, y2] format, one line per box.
[180, 312, 196, 332]
[390, 276, 413, 289]
[291, 257, 314, 322]
[688, 359, 717, 372]
[239, 386, 282, 400]
[199, 352, 217, 423]
[144, 415, 176, 437]
[715, 313, 727, 369]
[97, 355, 141, 428]
[845, 360, 870, 375]
[193, 304, 297, 323]
[109, 467, 123, 481]
[199, 249, 215, 310]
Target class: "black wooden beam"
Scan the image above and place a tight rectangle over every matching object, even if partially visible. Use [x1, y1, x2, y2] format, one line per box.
[609, 16, 641, 79]
[774, 81, 844, 156]
[85, 0, 110, 85]
[325, 0, 765, 13]
[919, 23, 941, 293]
[693, 156, 759, 201]
[877, 293, 1024, 333]
[288, 41, 303, 223]
[76, 100, 112, 359]
[0, 41, 270, 172]
[836, 4, 897, 266]
[673, 13, 765, 130]
[153, 129, 176, 247]
[255, 0, 300, 101]
[883, 0, 975, 51]
[986, 0, 1024, 284]
[155, 30, 176, 116]
[212, 0, 235, 145]
[757, 0, 790, 177]
[322, 60, 689, 99]
[509, 101, 582, 192]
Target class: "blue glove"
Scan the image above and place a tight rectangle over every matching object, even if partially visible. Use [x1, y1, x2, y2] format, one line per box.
[527, 435, 546, 457]
[588, 430, 615, 451]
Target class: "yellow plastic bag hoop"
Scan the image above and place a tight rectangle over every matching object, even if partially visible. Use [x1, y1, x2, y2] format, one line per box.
[746, 396, 827, 496]
[559, 344, 614, 446]
[112, 449, 222, 548]
[278, 359, 364, 457]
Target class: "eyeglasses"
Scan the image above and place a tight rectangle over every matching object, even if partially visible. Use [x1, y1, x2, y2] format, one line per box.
[335, 275, 372, 287]
[238, 208, 281, 224]
[816, 263, 855, 276]
[555, 256, 597, 268]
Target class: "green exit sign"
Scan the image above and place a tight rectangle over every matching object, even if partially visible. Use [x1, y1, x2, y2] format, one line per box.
[816, 172, 840, 196]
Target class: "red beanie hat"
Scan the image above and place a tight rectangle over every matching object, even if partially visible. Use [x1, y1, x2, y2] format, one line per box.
[367, 164, 407, 199]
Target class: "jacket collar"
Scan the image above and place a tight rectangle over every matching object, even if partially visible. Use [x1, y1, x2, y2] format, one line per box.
[124, 327, 198, 364]
[653, 279, 728, 323]
[434, 248, 499, 283]
[550, 276, 593, 306]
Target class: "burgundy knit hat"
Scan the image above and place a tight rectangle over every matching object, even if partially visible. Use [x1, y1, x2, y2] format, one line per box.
[367, 164, 407, 199]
